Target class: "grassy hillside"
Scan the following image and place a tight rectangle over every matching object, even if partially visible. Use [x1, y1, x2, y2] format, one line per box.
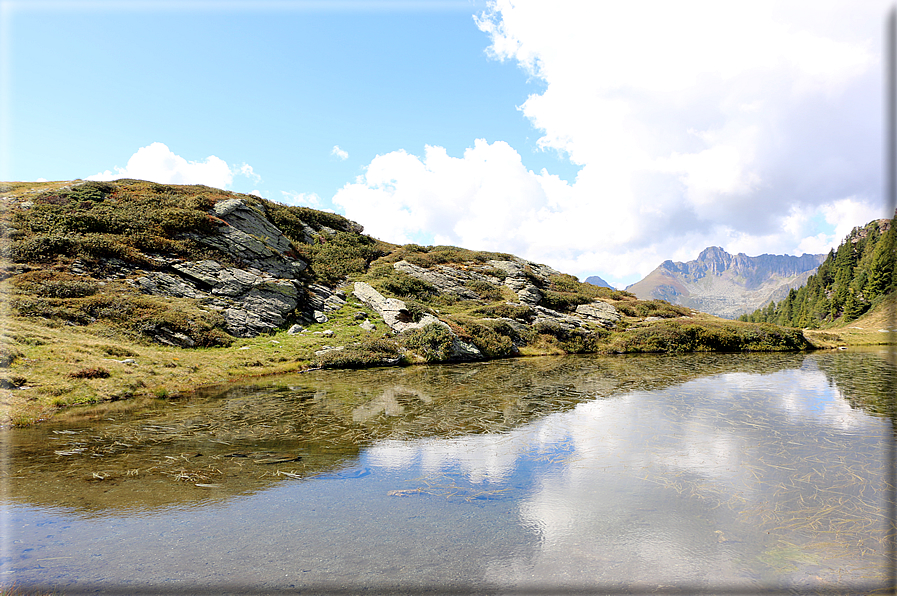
[0, 180, 833, 426]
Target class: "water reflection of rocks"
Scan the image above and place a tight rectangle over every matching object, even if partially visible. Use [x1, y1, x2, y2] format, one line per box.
[2, 351, 886, 515]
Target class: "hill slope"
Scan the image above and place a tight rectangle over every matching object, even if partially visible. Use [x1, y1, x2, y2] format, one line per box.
[740, 216, 895, 329]
[626, 247, 826, 319]
[0, 179, 819, 425]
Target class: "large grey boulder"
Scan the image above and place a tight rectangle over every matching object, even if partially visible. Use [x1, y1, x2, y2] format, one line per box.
[575, 301, 622, 328]
[486, 258, 548, 305]
[184, 198, 308, 279]
[352, 282, 482, 359]
[352, 282, 438, 333]
[133, 264, 301, 338]
[532, 305, 585, 332]
[392, 260, 486, 299]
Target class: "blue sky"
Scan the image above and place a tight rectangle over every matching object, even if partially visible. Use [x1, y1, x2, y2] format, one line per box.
[1, 0, 891, 287]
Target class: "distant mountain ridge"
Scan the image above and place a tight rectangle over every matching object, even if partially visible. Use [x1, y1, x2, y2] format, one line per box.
[584, 275, 613, 289]
[626, 247, 826, 319]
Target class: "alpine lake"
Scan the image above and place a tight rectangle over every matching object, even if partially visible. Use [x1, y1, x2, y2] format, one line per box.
[1, 348, 895, 595]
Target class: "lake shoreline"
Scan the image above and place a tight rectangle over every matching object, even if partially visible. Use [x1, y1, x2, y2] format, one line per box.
[2, 309, 880, 428]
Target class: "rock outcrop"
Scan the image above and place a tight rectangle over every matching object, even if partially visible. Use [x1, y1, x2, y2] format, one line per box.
[352, 282, 483, 360]
[131, 198, 319, 338]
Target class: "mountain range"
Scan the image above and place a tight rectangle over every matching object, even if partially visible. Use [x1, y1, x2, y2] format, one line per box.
[625, 247, 826, 319]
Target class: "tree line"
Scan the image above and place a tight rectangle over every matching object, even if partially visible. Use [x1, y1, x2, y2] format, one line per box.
[738, 216, 895, 328]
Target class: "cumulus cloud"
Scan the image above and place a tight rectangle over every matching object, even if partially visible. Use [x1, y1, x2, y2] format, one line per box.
[281, 190, 322, 208]
[87, 142, 259, 190]
[331, 145, 349, 160]
[335, 1, 886, 284]
[333, 139, 569, 254]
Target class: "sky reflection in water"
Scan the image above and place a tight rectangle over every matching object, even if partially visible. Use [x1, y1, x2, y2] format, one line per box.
[2, 351, 894, 594]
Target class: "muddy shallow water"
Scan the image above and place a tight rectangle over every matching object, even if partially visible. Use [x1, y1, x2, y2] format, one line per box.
[1, 350, 894, 594]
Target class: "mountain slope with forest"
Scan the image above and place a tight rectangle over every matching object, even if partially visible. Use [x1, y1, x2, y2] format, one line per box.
[740, 215, 896, 329]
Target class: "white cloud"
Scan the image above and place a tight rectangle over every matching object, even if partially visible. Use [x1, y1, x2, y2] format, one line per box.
[86, 142, 258, 190]
[333, 139, 567, 254]
[337, 1, 888, 281]
[331, 145, 349, 161]
[239, 163, 262, 184]
[281, 189, 322, 207]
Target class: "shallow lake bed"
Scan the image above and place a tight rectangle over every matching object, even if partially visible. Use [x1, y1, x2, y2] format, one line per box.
[2, 350, 894, 594]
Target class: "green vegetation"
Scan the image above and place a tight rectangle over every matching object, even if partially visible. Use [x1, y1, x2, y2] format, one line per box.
[740, 217, 896, 328]
[606, 319, 809, 354]
[0, 179, 849, 428]
[7, 180, 227, 266]
[314, 335, 404, 368]
[376, 243, 513, 268]
[10, 284, 233, 347]
[398, 323, 458, 362]
[295, 231, 390, 286]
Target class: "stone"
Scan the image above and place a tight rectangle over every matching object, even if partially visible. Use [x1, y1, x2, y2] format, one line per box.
[359, 319, 376, 332]
[322, 329, 334, 337]
[574, 301, 622, 328]
[313, 310, 328, 323]
[392, 260, 483, 299]
[352, 282, 481, 359]
[287, 324, 304, 335]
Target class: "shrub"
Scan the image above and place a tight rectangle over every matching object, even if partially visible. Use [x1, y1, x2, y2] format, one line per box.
[471, 302, 534, 321]
[606, 320, 809, 354]
[10, 235, 77, 263]
[12, 271, 98, 298]
[369, 268, 438, 300]
[297, 231, 386, 286]
[315, 337, 403, 369]
[465, 280, 505, 301]
[611, 299, 690, 319]
[0, 345, 23, 367]
[69, 366, 110, 379]
[444, 315, 514, 358]
[399, 323, 456, 362]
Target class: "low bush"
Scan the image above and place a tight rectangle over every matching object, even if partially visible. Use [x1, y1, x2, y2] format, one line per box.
[611, 299, 690, 319]
[315, 336, 404, 369]
[465, 280, 505, 301]
[367, 266, 438, 300]
[606, 320, 809, 354]
[471, 302, 535, 321]
[376, 244, 513, 268]
[12, 292, 233, 348]
[399, 323, 456, 362]
[297, 231, 386, 286]
[444, 315, 515, 358]
[11, 271, 98, 298]
[68, 366, 110, 379]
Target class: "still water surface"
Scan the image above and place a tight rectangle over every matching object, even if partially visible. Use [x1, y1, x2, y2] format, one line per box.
[1, 350, 894, 594]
